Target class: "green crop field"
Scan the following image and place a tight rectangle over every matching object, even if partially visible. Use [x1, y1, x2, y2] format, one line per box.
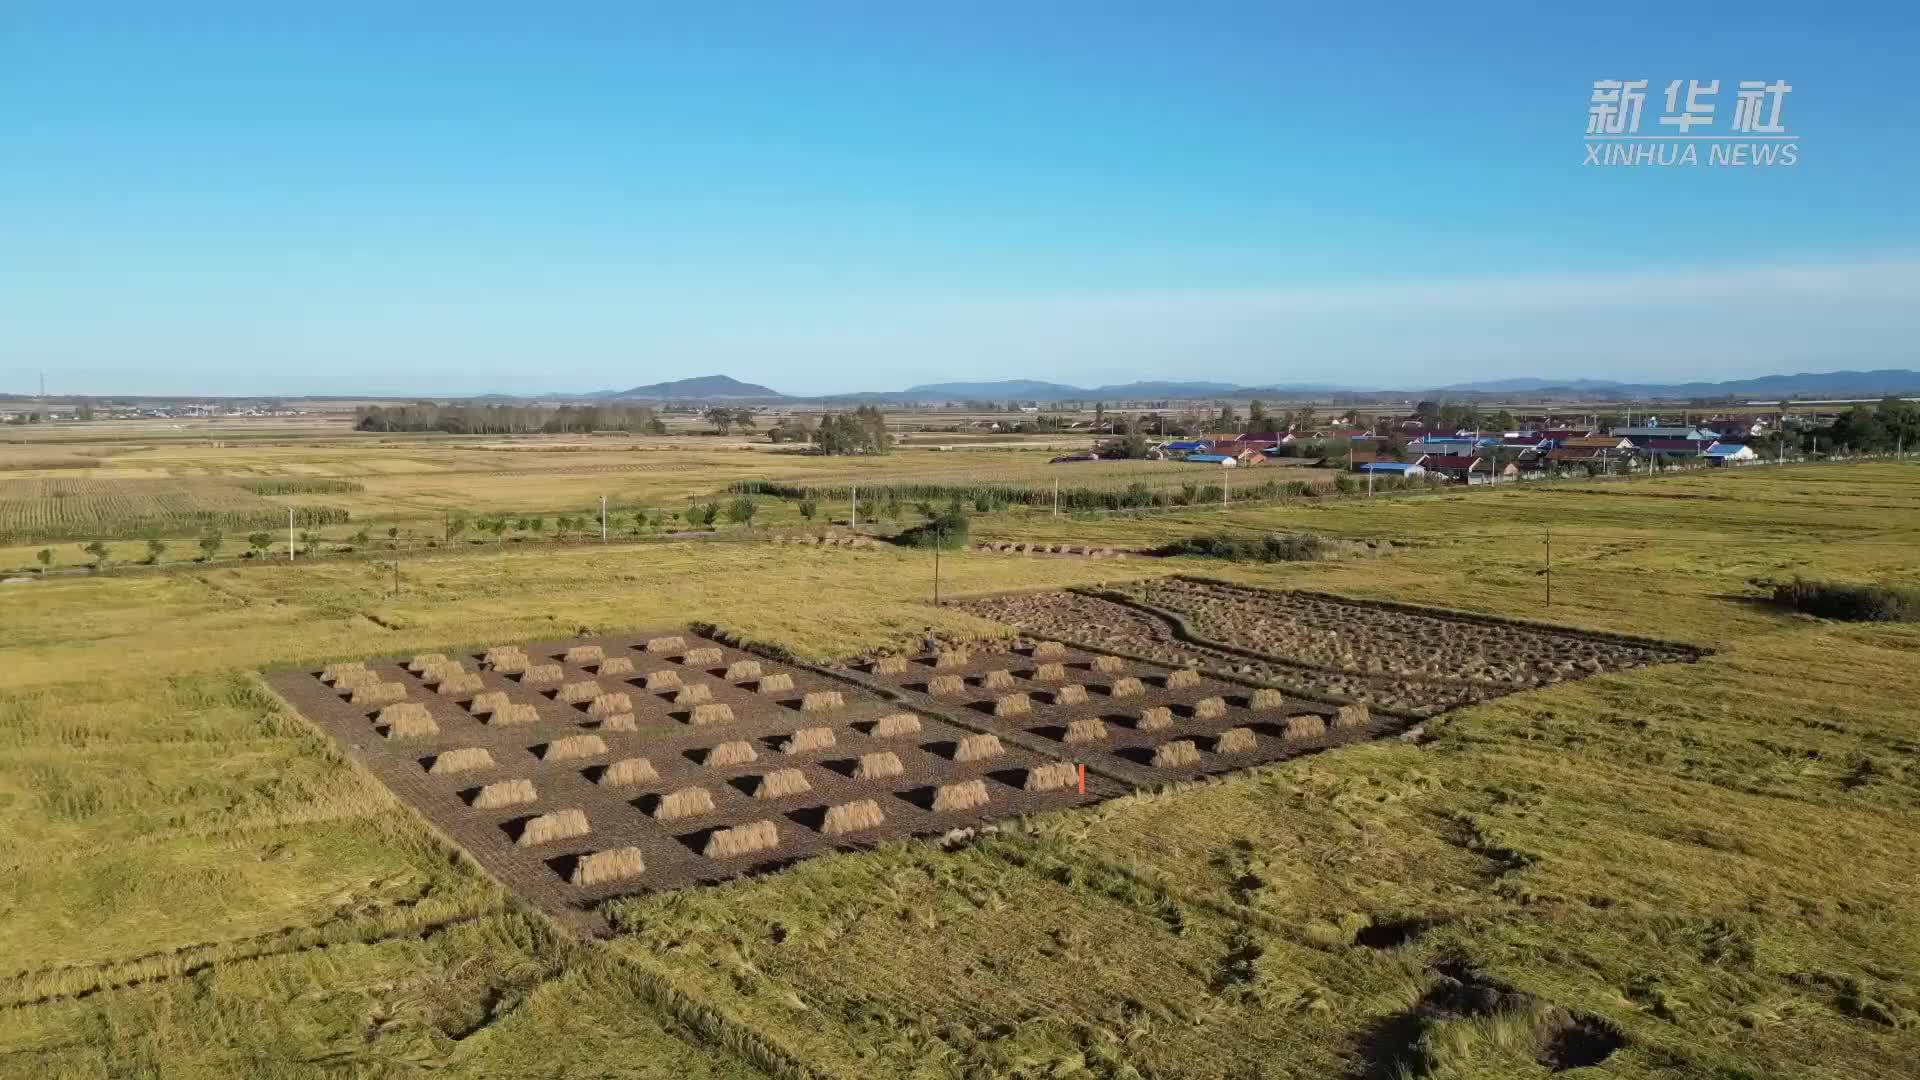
[2, 452, 1917, 1079]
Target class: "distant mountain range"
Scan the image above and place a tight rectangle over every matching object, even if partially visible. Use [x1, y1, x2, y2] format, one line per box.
[579, 369, 1920, 404]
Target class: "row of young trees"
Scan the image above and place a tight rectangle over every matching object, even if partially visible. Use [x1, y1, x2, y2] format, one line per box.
[355, 403, 668, 434]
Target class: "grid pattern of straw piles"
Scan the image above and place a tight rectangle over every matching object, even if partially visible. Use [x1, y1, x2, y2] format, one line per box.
[586, 692, 632, 718]
[799, 690, 844, 712]
[468, 690, 511, 716]
[928, 675, 965, 696]
[406, 653, 450, 674]
[704, 820, 778, 858]
[521, 663, 563, 686]
[1333, 703, 1371, 729]
[487, 651, 529, 674]
[379, 703, 438, 739]
[932, 779, 989, 813]
[1064, 718, 1107, 745]
[871, 656, 908, 676]
[599, 757, 658, 786]
[542, 734, 607, 761]
[1214, 727, 1256, 754]
[706, 740, 757, 767]
[472, 778, 537, 809]
[1108, 677, 1145, 698]
[855, 751, 904, 780]
[1024, 761, 1078, 792]
[955, 733, 1003, 762]
[756, 673, 795, 694]
[781, 726, 836, 754]
[644, 670, 684, 691]
[644, 635, 685, 654]
[517, 808, 589, 846]
[483, 646, 525, 668]
[752, 768, 812, 799]
[557, 680, 603, 705]
[724, 660, 763, 681]
[992, 693, 1032, 718]
[1152, 740, 1200, 768]
[351, 682, 408, 707]
[1137, 706, 1173, 731]
[822, 799, 885, 836]
[674, 684, 713, 706]
[1091, 655, 1126, 674]
[1191, 696, 1227, 720]
[1165, 668, 1201, 689]
[490, 703, 538, 726]
[682, 646, 723, 667]
[429, 747, 495, 775]
[595, 713, 639, 732]
[872, 713, 921, 738]
[1283, 714, 1327, 741]
[933, 650, 971, 670]
[1031, 641, 1067, 660]
[691, 703, 735, 726]
[980, 669, 1016, 690]
[598, 656, 634, 676]
[1032, 662, 1068, 682]
[1250, 687, 1286, 710]
[653, 786, 715, 820]
[420, 660, 467, 684]
[329, 669, 385, 692]
[436, 673, 484, 697]
[563, 644, 605, 665]
[571, 847, 644, 886]
[1052, 684, 1088, 705]
[321, 661, 369, 685]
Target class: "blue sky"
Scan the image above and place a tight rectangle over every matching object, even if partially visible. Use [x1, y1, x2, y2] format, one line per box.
[3, 2, 1916, 396]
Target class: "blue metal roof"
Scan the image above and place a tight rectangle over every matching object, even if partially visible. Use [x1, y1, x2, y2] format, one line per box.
[1184, 453, 1235, 464]
[1163, 440, 1210, 450]
[1359, 461, 1420, 472]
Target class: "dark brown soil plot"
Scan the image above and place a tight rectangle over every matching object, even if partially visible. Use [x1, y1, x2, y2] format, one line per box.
[265, 630, 1110, 934]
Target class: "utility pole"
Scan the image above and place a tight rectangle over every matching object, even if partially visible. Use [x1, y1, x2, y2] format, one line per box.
[1545, 525, 1552, 611]
[933, 522, 942, 606]
[1222, 462, 1230, 508]
[600, 495, 608, 543]
[288, 508, 295, 561]
[1053, 478, 1059, 518]
[850, 485, 857, 529]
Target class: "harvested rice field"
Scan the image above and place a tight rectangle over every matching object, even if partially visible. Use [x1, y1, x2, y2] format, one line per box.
[957, 580, 1705, 716]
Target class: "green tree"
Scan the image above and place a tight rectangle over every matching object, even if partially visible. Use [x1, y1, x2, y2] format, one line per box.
[527, 516, 545, 537]
[693, 502, 720, 527]
[898, 500, 969, 549]
[352, 529, 371, 547]
[704, 407, 735, 434]
[1248, 399, 1267, 428]
[732, 408, 755, 430]
[726, 496, 758, 525]
[35, 547, 52, 573]
[145, 538, 166, 564]
[198, 531, 223, 561]
[445, 513, 468, 542]
[247, 531, 272, 558]
[83, 540, 109, 567]
[798, 495, 818, 521]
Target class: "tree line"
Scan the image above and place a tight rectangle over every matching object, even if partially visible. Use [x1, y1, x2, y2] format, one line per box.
[355, 403, 668, 434]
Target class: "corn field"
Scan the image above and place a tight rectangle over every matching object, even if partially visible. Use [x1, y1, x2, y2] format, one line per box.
[0, 478, 351, 542]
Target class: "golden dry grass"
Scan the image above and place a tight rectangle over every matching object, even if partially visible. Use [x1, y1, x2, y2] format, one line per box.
[933, 650, 971, 670]
[1165, 668, 1201, 689]
[872, 712, 921, 737]
[706, 740, 757, 767]
[927, 674, 965, 696]
[870, 656, 907, 675]
[319, 661, 368, 683]
[690, 702, 735, 726]
[1053, 683, 1088, 705]
[349, 681, 407, 706]
[595, 713, 638, 732]
[644, 635, 685, 653]
[1250, 687, 1286, 710]
[1024, 761, 1079, 792]
[1137, 705, 1174, 731]
[597, 656, 634, 676]
[653, 786, 715, 820]
[724, 660, 763, 681]
[1064, 718, 1107, 745]
[490, 702, 538, 726]
[516, 807, 589, 846]
[1213, 727, 1256, 754]
[563, 644, 605, 665]
[674, 684, 714, 706]
[379, 703, 438, 738]
[520, 662, 563, 685]
[557, 680, 602, 705]
[1151, 739, 1200, 768]
[980, 669, 1016, 690]
[1031, 641, 1066, 659]
[1191, 696, 1227, 720]
[799, 690, 843, 712]
[468, 690, 511, 716]
[587, 692, 632, 718]
[682, 646, 723, 667]
[1032, 661, 1068, 681]
[756, 673, 795, 694]
[643, 669, 684, 690]
[406, 653, 450, 673]
[1091, 655, 1125, 674]
[1283, 714, 1327, 741]
[954, 733, 1003, 762]
[436, 672, 485, 697]
[992, 692, 1032, 717]
[1108, 676, 1145, 698]
[1333, 703, 1371, 729]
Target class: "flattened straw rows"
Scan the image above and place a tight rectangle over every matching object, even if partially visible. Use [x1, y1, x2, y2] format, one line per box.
[822, 799, 885, 836]
[587, 693, 633, 718]
[1165, 668, 1201, 689]
[753, 768, 812, 799]
[870, 656, 908, 676]
[932, 779, 989, 813]
[1191, 696, 1227, 720]
[571, 847, 645, 886]
[1333, 703, 1372, 729]
[468, 690, 511, 716]
[1283, 714, 1327, 740]
[557, 680, 603, 705]
[1250, 687, 1287, 710]
[406, 653, 450, 673]
[1152, 740, 1200, 768]
[1214, 727, 1257, 754]
[597, 656, 634, 676]
[596, 713, 639, 732]
[563, 644, 605, 665]
[704, 819, 779, 858]
[674, 685, 713, 706]
[644, 670, 684, 690]
[706, 740, 758, 767]
[928, 675, 965, 696]
[873, 712, 921, 738]
[799, 690, 844, 712]
[517, 808, 589, 847]
[933, 650, 971, 670]
[1092, 655, 1126, 674]
[472, 778, 536, 809]
[437, 673, 484, 697]
[654, 786, 715, 820]
[724, 660, 763, 681]
[781, 726, 836, 754]
[854, 751, 904, 780]
[320, 661, 368, 683]
[682, 647, 723, 667]
[1031, 641, 1067, 659]
[429, 747, 495, 775]
[756, 673, 795, 694]
[600, 757, 658, 786]
[379, 703, 437, 738]
[644, 635, 686, 654]
[1064, 718, 1108, 745]
[1024, 761, 1079, 792]
[980, 669, 1016, 690]
[490, 703, 538, 726]
[1108, 677, 1145, 699]
[1032, 662, 1068, 682]
[955, 733, 1003, 762]
[331, 669, 385, 692]
[521, 663, 564, 686]
[351, 682, 408, 706]
[1053, 684, 1088, 705]
[1137, 706, 1174, 731]
[691, 703, 735, 726]
[992, 693, 1032, 718]
[543, 734, 608, 761]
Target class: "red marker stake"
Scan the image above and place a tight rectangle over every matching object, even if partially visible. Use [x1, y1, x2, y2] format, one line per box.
[1078, 763, 1086, 794]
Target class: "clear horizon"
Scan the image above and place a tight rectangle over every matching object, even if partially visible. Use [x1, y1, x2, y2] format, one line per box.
[4, 4, 1917, 397]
